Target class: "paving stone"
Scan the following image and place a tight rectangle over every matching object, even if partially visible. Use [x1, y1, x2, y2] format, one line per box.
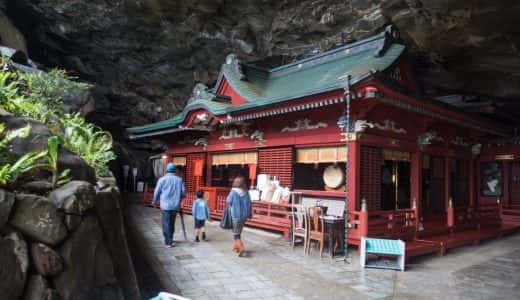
[125, 202, 520, 300]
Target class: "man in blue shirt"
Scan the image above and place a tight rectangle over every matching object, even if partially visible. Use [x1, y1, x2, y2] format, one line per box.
[152, 163, 186, 247]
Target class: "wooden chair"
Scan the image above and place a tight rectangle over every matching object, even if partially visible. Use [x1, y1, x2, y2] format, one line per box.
[306, 206, 328, 257]
[291, 204, 308, 252]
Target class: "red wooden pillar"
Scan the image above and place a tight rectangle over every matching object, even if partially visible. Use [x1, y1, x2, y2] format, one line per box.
[502, 161, 510, 208]
[444, 157, 451, 211]
[360, 199, 369, 238]
[205, 153, 212, 187]
[411, 150, 423, 215]
[447, 199, 455, 229]
[468, 158, 475, 208]
[348, 140, 361, 212]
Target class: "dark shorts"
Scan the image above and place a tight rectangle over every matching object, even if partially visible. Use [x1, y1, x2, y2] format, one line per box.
[194, 219, 205, 229]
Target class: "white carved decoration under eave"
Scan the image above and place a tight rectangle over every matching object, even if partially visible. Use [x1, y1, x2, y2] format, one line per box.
[250, 130, 266, 146]
[219, 126, 249, 140]
[417, 130, 444, 145]
[194, 138, 208, 151]
[195, 113, 209, 123]
[451, 137, 469, 147]
[354, 120, 374, 132]
[471, 143, 482, 156]
[354, 119, 407, 134]
[281, 118, 328, 132]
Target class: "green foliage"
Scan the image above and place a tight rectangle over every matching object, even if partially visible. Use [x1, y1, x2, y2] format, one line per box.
[0, 71, 54, 123]
[0, 62, 115, 178]
[57, 169, 72, 186]
[0, 123, 47, 186]
[39, 136, 71, 187]
[45, 136, 59, 186]
[18, 69, 91, 111]
[0, 123, 31, 164]
[61, 113, 116, 176]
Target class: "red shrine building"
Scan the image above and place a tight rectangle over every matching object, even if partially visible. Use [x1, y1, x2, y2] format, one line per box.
[127, 26, 519, 259]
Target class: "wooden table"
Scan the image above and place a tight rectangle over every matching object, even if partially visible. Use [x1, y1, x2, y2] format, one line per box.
[320, 215, 345, 258]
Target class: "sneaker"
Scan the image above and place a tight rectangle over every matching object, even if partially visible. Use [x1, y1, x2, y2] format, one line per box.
[195, 236, 200, 243]
[202, 232, 207, 241]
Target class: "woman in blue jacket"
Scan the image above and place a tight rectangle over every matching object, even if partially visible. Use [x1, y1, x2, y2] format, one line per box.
[227, 176, 252, 257]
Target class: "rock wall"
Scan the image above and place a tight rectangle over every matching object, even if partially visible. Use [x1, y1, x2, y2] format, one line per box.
[1, 0, 519, 131]
[0, 179, 141, 300]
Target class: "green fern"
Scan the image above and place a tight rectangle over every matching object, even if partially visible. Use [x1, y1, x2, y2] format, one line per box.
[0, 62, 115, 180]
[61, 113, 115, 176]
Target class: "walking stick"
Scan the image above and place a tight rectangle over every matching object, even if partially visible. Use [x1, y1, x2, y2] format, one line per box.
[179, 211, 188, 241]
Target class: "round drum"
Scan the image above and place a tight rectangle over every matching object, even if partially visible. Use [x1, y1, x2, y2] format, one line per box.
[323, 165, 344, 189]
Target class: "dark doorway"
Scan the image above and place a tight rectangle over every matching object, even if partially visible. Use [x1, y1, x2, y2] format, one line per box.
[450, 159, 469, 207]
[422, 156, 446, 218]
[381, 160, 411, 210]
[211, 165, 250, 187]
[511, 162, 520, 206]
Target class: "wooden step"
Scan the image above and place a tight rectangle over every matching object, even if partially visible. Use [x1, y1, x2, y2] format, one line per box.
[503, 209, 520, 216]
[417, 226, 451, 238]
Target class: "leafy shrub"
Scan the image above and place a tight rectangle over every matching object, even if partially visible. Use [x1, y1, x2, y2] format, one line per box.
[0, 62, 115, 178]
[61, 113, 116, 177]
[0, 123, 47, 186]
[18, 69, 91, 111]
[0, 72, 54, 123]
[41, 136, 71, 187]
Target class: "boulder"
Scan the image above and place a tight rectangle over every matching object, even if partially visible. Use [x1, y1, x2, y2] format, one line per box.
[49, 181, 96, 214]
[0, 115, 50, 155]
[0, 230, 28, 300]
[96, 187, 141, 300]
[55, 215, 124, 300]
[23, 275, 60, 300]
[22, 181, 55, 195]
[0, 11, 28, 56]
[0, 115, 96, 183]
[96, 173, 118, 191]
[0, 189, 15, 229]
[31, 243, 64, 277]
[58, 149, 97, 184]
[49, 181, 96, 231]
[9, 194, 68, 246]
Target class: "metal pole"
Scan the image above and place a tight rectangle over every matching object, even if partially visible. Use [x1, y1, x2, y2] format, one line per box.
[343, 75, 352, 261]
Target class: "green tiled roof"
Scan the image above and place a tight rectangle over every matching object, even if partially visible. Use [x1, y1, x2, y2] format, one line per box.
[127, 27, 405, 135]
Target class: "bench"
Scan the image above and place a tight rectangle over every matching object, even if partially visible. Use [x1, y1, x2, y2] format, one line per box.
[360, 237, 406, 271]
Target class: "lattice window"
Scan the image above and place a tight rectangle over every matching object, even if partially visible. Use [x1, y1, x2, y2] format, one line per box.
[182, 153, 205, 212]
[258, 147, 293, 188]
[360, 146, 382, 210]
[185, 153, 205, 192]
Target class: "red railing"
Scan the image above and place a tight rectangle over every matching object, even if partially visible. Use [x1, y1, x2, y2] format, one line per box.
[476, 201, 502, 229]
[347, 211, 365, 245]
[181, 191, 197, 213]
[247, 201, 291, 236]
[143, 184, 155, 207]
[348, 209, 417, 245]
[199, 186, 230, 218]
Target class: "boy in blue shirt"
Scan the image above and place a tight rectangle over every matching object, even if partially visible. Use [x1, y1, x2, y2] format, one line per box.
[192, 190, 210, 242]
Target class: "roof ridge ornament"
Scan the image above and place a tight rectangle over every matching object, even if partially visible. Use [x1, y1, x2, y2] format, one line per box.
[374, 25, 401, 58]
[189, 82, 211, 103]
[225, 53, 247, 81]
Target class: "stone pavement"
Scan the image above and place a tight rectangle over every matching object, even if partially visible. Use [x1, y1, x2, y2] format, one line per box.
[125, 203, 520, 300]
